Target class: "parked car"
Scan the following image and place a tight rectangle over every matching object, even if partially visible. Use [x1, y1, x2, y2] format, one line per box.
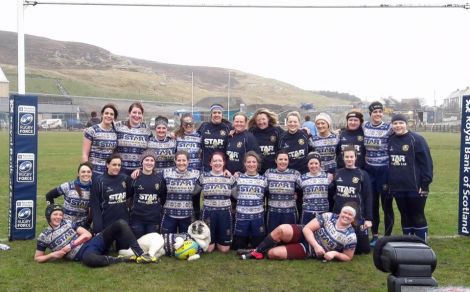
[39, 119, 63, 129]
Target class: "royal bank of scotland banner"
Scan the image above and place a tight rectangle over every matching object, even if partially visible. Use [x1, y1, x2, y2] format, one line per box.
[459, 95, 470, 236]
[9, 94, 38, 240]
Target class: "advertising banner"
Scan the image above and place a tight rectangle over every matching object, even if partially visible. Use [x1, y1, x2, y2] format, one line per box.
[459, 95, 470, 236]
[9, 94, 38, 240]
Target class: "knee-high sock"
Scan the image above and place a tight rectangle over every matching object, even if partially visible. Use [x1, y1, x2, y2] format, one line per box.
[255, 234, 278, 253]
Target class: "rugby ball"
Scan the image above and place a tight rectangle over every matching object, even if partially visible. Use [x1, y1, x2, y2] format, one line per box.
[174, 240, 198, 260]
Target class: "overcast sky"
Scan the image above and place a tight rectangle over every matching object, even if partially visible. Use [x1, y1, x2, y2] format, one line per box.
[1, 0, 470, 105]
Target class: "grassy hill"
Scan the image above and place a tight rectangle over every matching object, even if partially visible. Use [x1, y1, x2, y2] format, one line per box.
[0, 30, 355, 107]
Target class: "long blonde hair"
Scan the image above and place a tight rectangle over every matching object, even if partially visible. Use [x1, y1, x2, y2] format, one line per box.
[248, 108, 279, 129]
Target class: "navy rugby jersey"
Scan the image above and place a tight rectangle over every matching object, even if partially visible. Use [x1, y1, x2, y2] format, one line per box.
[198, 172, 236, 210]
[296, 171, 330, 213]
[311, 133, 339, 174]
[233, 173, 268, 220]
[249, 126, 284, 174]
[226, 131, 260, 174]
[331, 168, 372, 221]
[131, 172, 166, 223]
[115, 123, 151, 175]
[90, 173, 132, 233]
[176, 132, 202, 170]
[163, 168, 200, 218]
[36, 220, 83, 260]
[46, 180, 91, 227]
[313, 213, 357, 253]
[147, 136, 176, 173]
[388, 131, 433, 193]
[264, 168, 300, 214]
[336, 127, 366, 169]
[278, 129, 314, 174]
[197, 121, 231, 171]
[84, 124, 117, 175]
[363, 121, 392, 167]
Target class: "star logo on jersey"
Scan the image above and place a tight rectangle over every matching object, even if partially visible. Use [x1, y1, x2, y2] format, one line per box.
[220, 130, 226, 136]
[270, 135, 277, 142]
[402, 145, 409, 151]
[298, 139, 305, 145]
[263, 147, 270, 155]
[155, 183, 160, 191]
[357, 136, 364, 142]
[213, 140, 219, 147]
[147, 196, 153, 204]
[122, 181, 127, 188]
[352, 177, 359, 183]
[237, 141, 243, 148]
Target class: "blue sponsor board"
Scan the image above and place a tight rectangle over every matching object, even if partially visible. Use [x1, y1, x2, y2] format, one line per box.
[9, 95, 38, 240]
[459, 95, 470, 236]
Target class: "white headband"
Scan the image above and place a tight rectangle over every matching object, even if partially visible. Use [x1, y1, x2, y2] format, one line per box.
[342, 206, 357, 217]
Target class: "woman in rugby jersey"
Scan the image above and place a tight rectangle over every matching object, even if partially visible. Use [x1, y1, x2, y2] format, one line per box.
[174, 113, 202, 171]
[331, 146, 373, 254]
[226, 112, 260, 175]
[197, 104, 232, 172]
[147, 115, 176, 174]
[115, 102, 152, 175]
[296, 152, 330, 225]
[232, 151, 268, 250]
[160, 150, 200, 234]
[82, 104, 118, 176]
[248, 108, 284, 174]
[45, 162, 93, 228]
[90, 154, 133, 250]
[264, 150, 300, 233]
[197, 152, 236, 253]
[310, 112, 339, 183]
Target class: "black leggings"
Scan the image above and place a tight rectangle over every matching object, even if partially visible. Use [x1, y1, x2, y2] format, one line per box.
[394, 195, 427, 235]
[354, 225, 371, 255]
[371, 192, 394, 236]
[82, 219, 144, 267]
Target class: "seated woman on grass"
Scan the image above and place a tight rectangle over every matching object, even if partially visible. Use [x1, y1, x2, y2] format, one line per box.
[239, 205, 357, 262]
[34, 204, 155, 267]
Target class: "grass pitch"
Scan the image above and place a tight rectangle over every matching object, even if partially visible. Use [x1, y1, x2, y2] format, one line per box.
[0, 131, 469, 291]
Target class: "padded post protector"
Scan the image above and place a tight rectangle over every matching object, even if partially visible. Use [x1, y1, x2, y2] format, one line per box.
[373, 235, 436, 274]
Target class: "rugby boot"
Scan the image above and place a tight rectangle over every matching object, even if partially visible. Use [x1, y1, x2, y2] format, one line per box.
[240, 250, 264, 260]
[136, 253, 158, 264]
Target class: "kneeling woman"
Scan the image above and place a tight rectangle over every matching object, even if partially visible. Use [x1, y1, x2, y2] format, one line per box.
[91, 154, 132, 249]
[240, 205, 357, 261]
[197, 152, 236, 253]
[161, 150, 200, 234]
[232, 151, 268, 250]
[45, 162, 93, 228]
[331, 146, 373, 255]
[35, 204, 154, 267]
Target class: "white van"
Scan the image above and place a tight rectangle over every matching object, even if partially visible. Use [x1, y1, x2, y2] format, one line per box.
[39, 119, 62, 129]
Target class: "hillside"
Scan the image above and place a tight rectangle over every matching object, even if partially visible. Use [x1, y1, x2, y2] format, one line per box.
[0, 30, 355, 107]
